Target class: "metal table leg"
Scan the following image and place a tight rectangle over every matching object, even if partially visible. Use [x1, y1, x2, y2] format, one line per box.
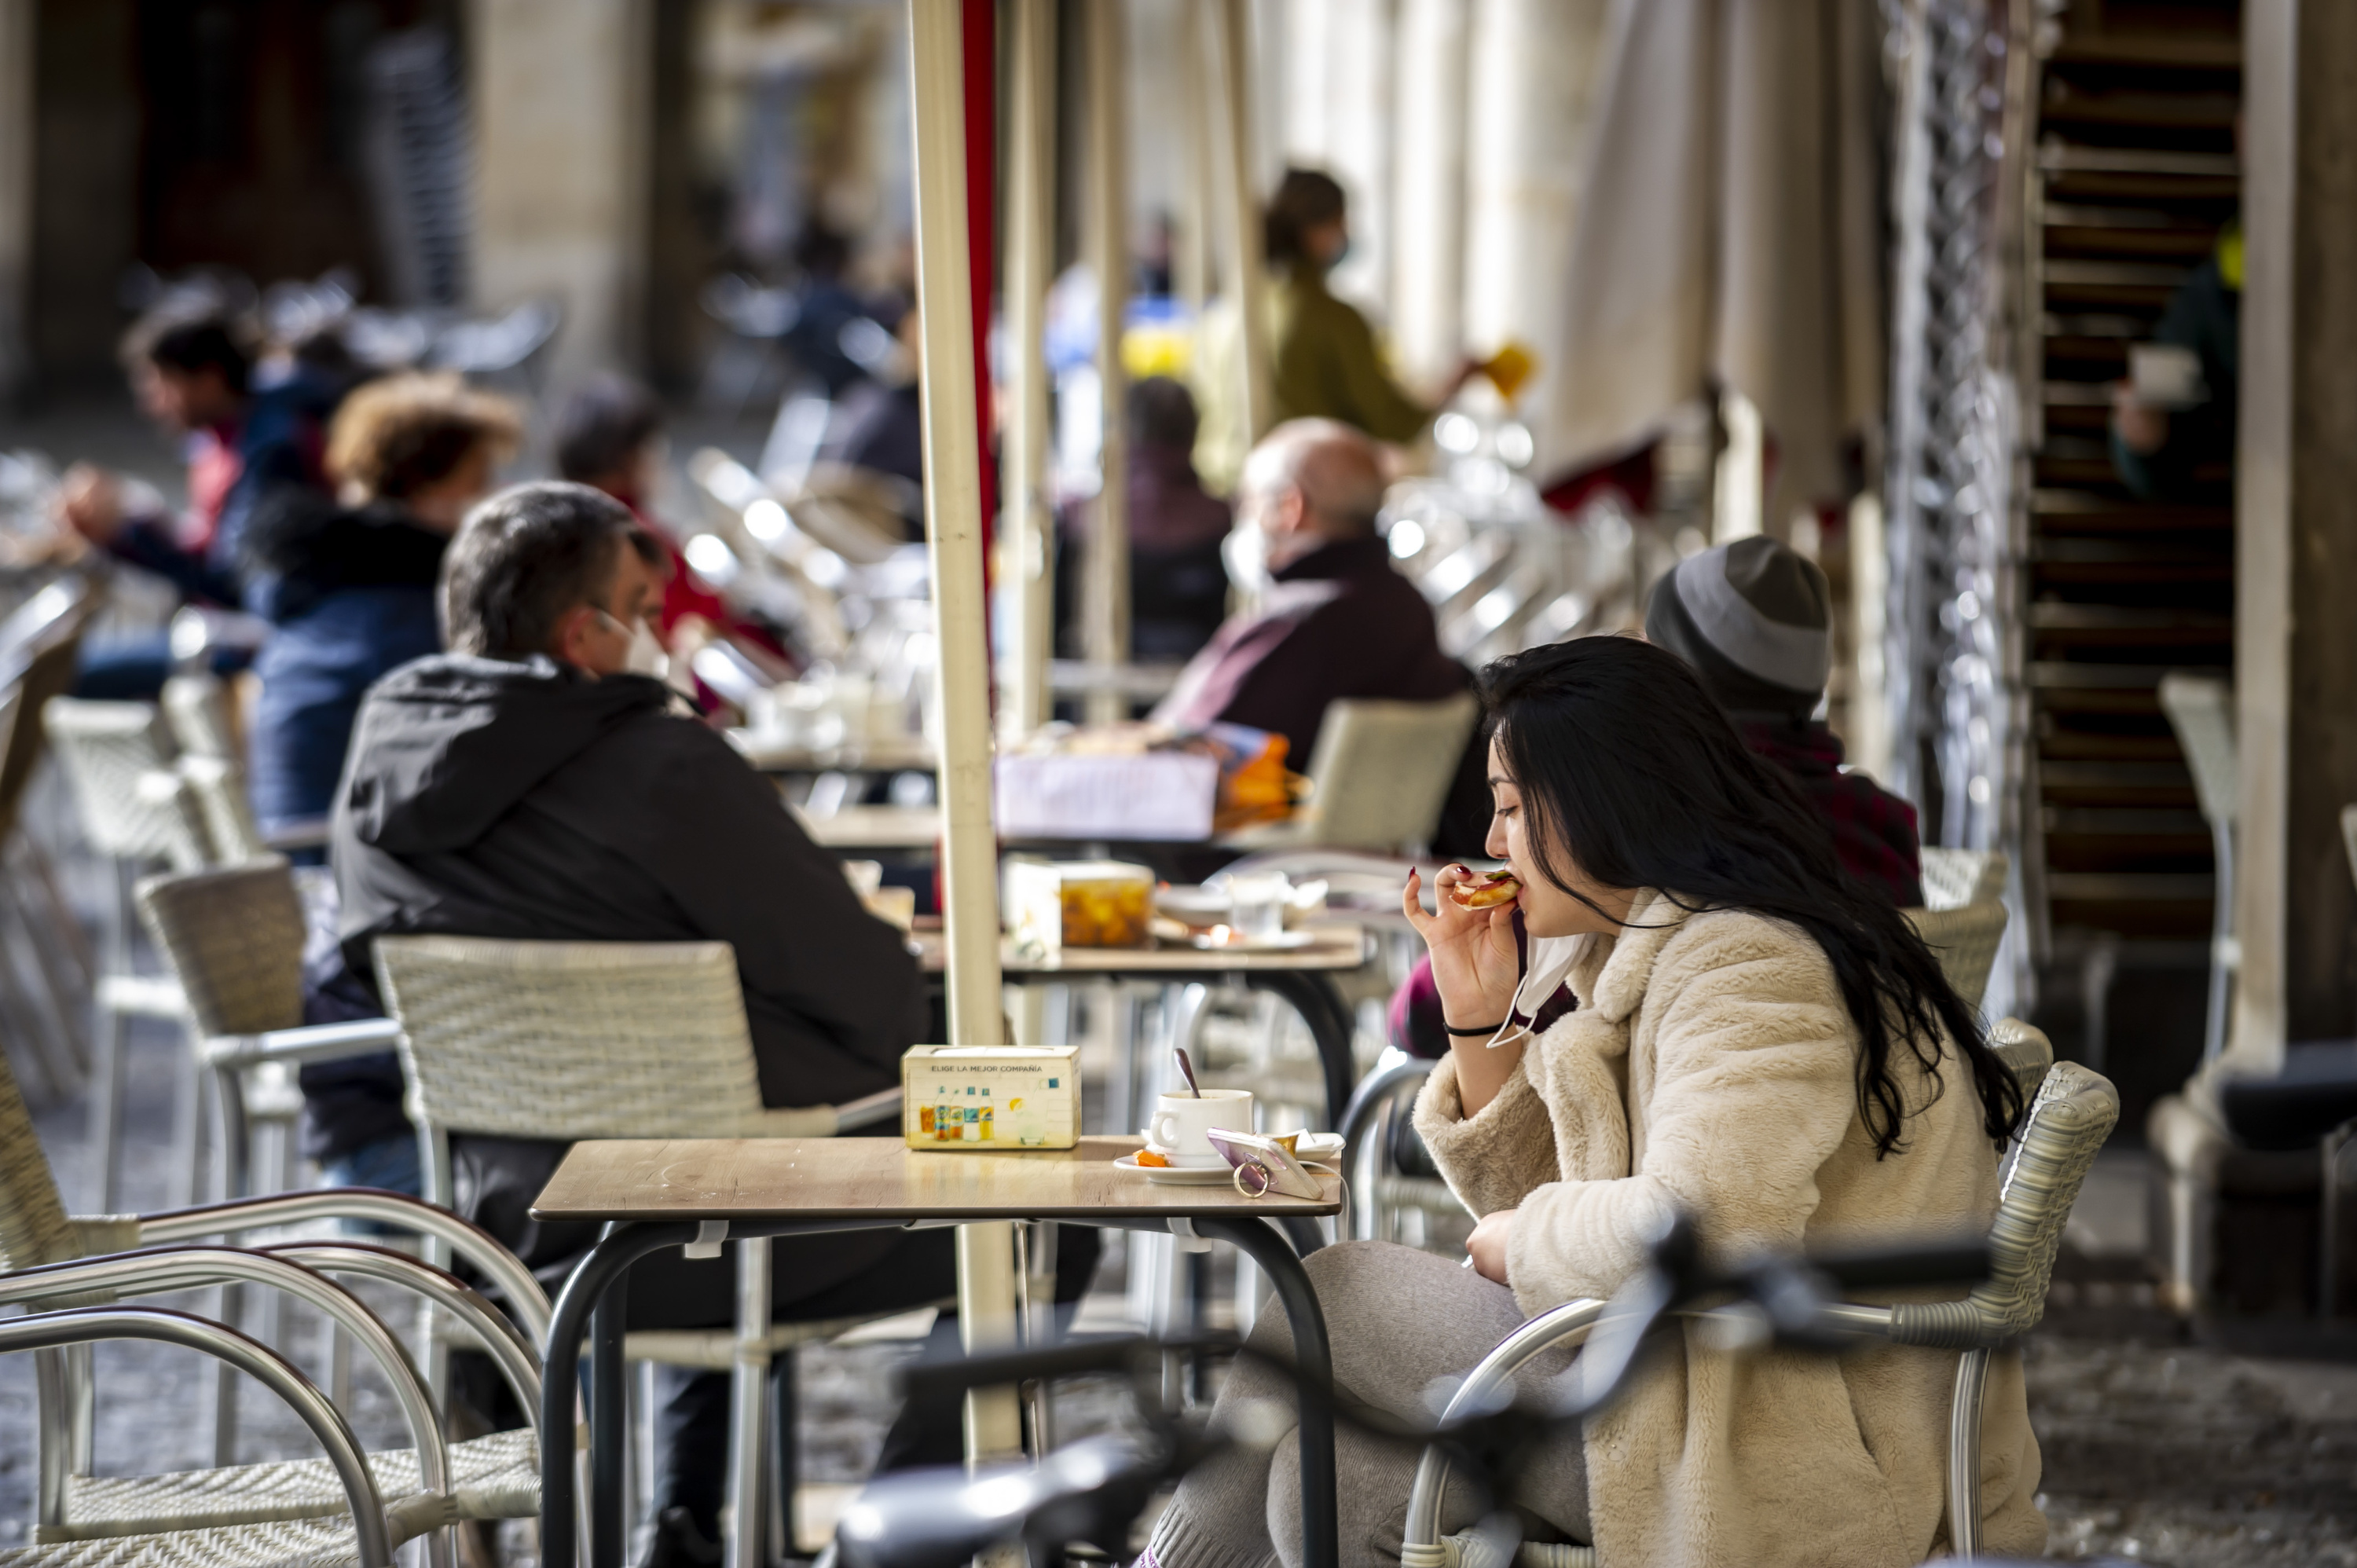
[542, 1218, 909, 1568]
[1190, 1216, 1336, 1568]
[589, 1280, 629, 1568]
[541, 1221, 698, 1568]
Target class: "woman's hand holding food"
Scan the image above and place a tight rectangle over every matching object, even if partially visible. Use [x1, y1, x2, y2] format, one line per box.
[1404, 864, 1528, 1113]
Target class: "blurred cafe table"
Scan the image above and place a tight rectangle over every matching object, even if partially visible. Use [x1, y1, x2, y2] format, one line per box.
[790, 801, 942, 851]
[530, 1134, 1347, 1568]
[730, 729, 939, 776]
[918, 925, 1373, 1133]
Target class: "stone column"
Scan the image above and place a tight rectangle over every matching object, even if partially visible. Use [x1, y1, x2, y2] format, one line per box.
[2232, 0, 2357, 1069]
[468, 0, 652, 388]
[0, 0, 31, 404]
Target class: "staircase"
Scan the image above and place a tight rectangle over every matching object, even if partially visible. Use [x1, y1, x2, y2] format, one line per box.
[2026, 3, 2240, 941]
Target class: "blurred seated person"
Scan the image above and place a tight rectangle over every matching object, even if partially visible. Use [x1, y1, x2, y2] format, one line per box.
[1125, 377, 1234, 661]
[240, 373, 519, 837]
[554, 372, 793, 678]
[2111, 217, 2240, 500]
[780, 224, 880, 397]
[55, 306, 340, 696]
[1153, 418, 1466, 768]
[1389, 537, 1922, 1057]
[312, 482, 1089, 1559]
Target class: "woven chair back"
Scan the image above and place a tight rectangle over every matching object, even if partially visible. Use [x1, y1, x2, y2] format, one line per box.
[1888, 1055, 2117, 1350]
[179, 756, 269, 864]
[1919, 848, 2008, 912]
[1297, 693, 1481, 854]
[1986, 1017, 2055, 1105]
[134, 861, 306, 1037]
[160, 673, 239, 760]
[0, 1034, 83, 1270]
[0, 634, 88, 847]
[373, 936, 772, 1140]
[1906, 897, 2007, 1010]
[43, 698, 207, 865]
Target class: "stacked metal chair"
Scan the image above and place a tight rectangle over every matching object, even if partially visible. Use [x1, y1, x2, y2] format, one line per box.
[41, 697, 214, 1212]
[0, 581, 104, 1102]
[1400, 1023, 2119, 1566]
[130, 861, 408, 1464]
[0, 1029, 548, 1566]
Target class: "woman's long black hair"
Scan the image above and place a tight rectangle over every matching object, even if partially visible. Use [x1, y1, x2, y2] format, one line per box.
[1481, 636, 2022, 1156]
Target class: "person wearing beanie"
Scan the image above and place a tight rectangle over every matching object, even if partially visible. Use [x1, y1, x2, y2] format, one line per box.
[1387, 536, 1923, 1062]
[1642, 535, 1923, 908]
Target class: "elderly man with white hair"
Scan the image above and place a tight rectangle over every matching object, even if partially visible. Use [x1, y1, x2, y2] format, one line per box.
[1152, 417, 1466, 766]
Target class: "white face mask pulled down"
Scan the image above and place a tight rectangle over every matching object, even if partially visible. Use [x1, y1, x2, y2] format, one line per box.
[1482, 932, 1585, 1049]
[596, 606, 671, 681]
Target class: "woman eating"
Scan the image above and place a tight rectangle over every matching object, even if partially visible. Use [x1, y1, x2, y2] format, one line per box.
[1141, 636, 2040, 1568]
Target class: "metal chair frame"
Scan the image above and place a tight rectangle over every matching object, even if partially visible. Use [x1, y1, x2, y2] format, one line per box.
[0, 1306, 394, 1568]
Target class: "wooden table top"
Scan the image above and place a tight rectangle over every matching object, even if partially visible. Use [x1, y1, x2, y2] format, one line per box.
[914, 925, 1371, 975]
[531, 1134, 1342, 1222]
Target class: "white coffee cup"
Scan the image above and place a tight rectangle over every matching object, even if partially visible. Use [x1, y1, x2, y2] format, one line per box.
[1149, 1088, 1254, 1169]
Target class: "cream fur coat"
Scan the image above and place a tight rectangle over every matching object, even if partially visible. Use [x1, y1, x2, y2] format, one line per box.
[1413, 893, 2043, 1568]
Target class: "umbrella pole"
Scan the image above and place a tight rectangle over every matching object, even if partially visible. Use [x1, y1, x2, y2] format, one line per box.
[1083, 0, 1132, 726]
[906, 0, 1022, 1467]
[1000, 0, 1058, 744]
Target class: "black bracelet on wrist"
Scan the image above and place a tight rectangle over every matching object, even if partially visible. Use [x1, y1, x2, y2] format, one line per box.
[1444, 1019, 1508, 1037]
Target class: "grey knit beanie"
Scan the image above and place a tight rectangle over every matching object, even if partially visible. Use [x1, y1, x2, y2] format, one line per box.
[1644, 536, 1831, 716]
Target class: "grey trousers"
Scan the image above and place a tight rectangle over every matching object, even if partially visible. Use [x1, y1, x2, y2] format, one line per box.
[1146, 1240, 1590, 1568]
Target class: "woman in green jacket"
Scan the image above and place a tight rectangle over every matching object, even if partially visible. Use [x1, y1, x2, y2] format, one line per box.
[1265, 168, 1475, 442]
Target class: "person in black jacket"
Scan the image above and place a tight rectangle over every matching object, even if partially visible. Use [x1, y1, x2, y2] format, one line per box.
[317, 481, 1072, 1563]
[241, 372, 520, 836]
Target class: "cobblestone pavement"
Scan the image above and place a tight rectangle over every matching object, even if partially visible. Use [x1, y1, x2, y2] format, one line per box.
[2029, 1312, 2357, 1566]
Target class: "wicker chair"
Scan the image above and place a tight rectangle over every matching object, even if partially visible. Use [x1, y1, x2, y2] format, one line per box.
[161, 673, 328, 859]
[1399, 1021, 2114, 1567]
[1221, 693, 1481, 855]
[0, 1305, 398, 1568]
[0, 1028, 544, 1566]
[0, 579, 104, 1090]
[132, 861, 399, 1204]
[372, 935, 907, 1560]
[42, 698, 223, 1214]
[1919, 847, 2007, 911]
[1908, 849, 2010, 1013]
[0, 658, 98, 1104]
[2158, 672, 2236, 1065]
[133, 861, 418, 1465]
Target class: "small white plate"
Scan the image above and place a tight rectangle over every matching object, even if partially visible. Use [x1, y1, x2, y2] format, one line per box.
[1185, 929, 1318, 952]
[1113, 1152, 1236, 1185]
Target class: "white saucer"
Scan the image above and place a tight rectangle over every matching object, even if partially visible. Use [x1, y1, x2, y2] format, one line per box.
[1186, 929, 1317, 951]
[1113, 1152, 1237, 1185]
